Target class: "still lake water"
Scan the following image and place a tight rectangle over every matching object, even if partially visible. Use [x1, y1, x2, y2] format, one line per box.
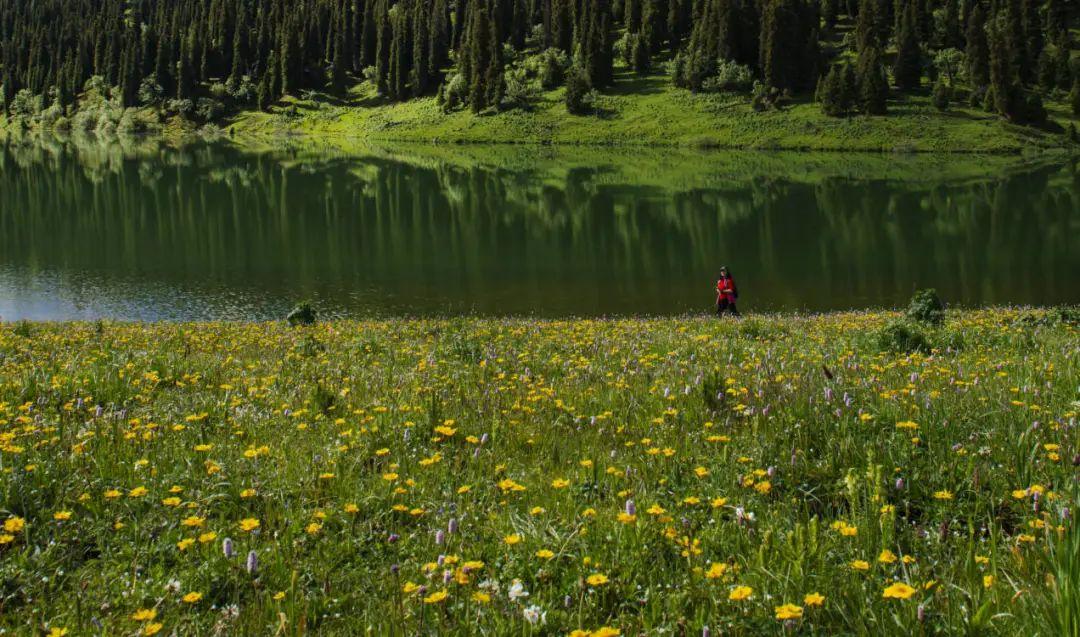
[0, 136, 1077, 321]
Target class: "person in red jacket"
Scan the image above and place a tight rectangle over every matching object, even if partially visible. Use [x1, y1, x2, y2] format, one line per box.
[715, 266, 739, 317]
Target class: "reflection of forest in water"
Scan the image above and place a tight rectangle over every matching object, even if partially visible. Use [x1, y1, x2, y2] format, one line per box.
[0, 136, 1077, 318]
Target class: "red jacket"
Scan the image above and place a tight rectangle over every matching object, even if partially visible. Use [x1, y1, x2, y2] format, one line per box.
[716, 276, 738, 303]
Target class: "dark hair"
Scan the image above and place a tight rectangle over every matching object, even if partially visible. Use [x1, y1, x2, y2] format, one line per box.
[719, 266, 731, 275]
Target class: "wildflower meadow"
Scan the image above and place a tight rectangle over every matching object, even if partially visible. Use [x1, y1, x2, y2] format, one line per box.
[1, 308, 1078, 635]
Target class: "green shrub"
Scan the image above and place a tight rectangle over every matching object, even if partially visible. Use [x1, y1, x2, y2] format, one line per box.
[502, 65, 538, 110]
[287, 302, 317, 327]
[906, 289, 945, 325]
[932, 77, 950, 110]
[702, 59, 753, 93]
[538, 49, 568, 90]
[877, 319, 931, 353]
[565, 67, 592, 115]
[13, 320, 33, 339]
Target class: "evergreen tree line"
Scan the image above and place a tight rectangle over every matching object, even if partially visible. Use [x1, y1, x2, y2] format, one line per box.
[814, 0, 1076, 122]
[0, 0, 1075, 121]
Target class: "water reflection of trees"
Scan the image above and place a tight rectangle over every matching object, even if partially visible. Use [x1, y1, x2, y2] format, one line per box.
[0, 136, 1076, 315]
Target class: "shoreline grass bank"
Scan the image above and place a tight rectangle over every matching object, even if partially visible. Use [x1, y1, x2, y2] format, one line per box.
[226, 84, 1078, 153]
[6, 60, 1080, 155]
[1, 308, 1078, 635]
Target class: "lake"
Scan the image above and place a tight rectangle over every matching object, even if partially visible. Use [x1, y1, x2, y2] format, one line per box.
[1, 134, 1077, 321]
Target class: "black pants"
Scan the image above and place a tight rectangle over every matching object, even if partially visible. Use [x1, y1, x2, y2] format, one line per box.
[717, 299, 739, 317]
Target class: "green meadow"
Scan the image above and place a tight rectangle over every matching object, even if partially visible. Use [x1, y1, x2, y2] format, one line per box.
[1, 306, 1078, 635]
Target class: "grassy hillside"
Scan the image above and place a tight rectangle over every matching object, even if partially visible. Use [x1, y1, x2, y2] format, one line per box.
[228, 62, 1079, 153]
[2, 308, 1078, 635]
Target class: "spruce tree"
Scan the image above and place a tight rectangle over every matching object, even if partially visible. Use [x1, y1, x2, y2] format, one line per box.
[626, 0, 643, 32]
[1004, 0, 1027, 79]
[892, 0, 922, 90]
[987, 12, 1025, 120]
[1020, 0, 1042, 82]
[843, 62, 858, 109]
[940, 0, 962, 49]
[641, 0, 668, 53]
[484, 8, 505, 107]
[374, 0, 393, 95]
[966, 2, 990, 87]
[155, 35, 174, 91]
[855, 0, 879, 52]
[411, 0, 430, 96]
[760, 0, 817, 92]
[230, 5, 248, 85]
[176, 29, 195, 99]
[465, 0, 494, 112]
[856, 46, 888, 114]
[820, 63, 853, 116]
[429, 0, 451, 74]
[1045, 0, 1068, 44]
[332, 7, 348, 94]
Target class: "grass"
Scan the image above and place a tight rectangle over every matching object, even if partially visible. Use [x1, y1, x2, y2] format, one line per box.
[1, 307, 1078, 635]
[227, 61, 1079, 153]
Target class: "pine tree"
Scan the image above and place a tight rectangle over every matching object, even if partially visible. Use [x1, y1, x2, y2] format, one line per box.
[1037, 47, 1059, 89]
[966, 2, 990, 87]
[484, 5, 505, 107]
[1045, 0, 1068, 44]
[120, 43, 140, 107]
[361, 0, 380, 66]
[940, 0, 962, 49]
[626, 0, 642, 32]
[987, 12, 1025, 120]
[411, 0, 430, 96]
[374, 0, 393, 95]
[632, 32, 651, 73]
[155, 35, 174, 90]
[1020, 0, 1043, 83]
[429, 0, 451, 74]
[176, 29, 195, 99]
[892, 0, 922, 90]
[278, 28, 292, 96]
[230, 4, 249, 84]
[332, 5, 348, 94]
[760, 0, 817, 92]
[578, 0, 614, 88]
[1056, 49, 1074, 91]
[855, 0, 879, 52]
[1004, 0, 1028, 79]
[388, 3, 412, 100]
[820, 63, 853, 116]
[464, 0, 494, 111]
[856, 46, 887, 114]
[843, 62, 857, 108]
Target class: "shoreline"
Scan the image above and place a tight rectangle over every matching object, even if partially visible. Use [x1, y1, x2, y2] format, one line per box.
[3, 305, 1076, 325]
[8, 78, 1078, 156]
